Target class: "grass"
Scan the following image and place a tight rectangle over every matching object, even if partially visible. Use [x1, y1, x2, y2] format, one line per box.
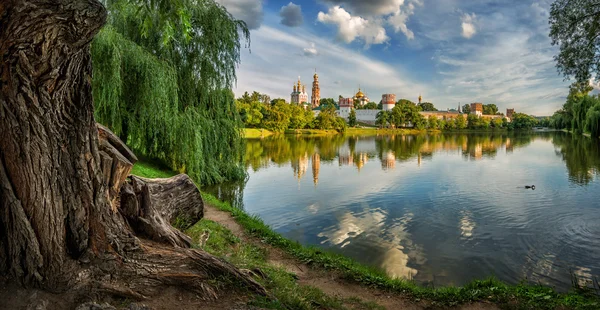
[284, 129, 340, 135]
[243, 128, 275, 139]
[185, 217, 380, 309]
[131, 160, 600, 310]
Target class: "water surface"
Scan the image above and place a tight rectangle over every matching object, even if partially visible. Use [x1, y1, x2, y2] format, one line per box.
[206, 132, 600, 291]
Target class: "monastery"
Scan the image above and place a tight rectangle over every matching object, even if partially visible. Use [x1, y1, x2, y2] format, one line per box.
[290, 73, 513, 124]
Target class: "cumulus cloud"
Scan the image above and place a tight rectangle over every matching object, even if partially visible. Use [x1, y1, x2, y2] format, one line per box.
[232, 25, 425, 103]
[321, 0, 405, 16]
[279, 2, 303, 27]
[216, 0, 263, 30]
[387, 1, 421, 40]
[461, 13, 477, 39]
[303, 42, 319, 57]
[317, 6, 389, 47]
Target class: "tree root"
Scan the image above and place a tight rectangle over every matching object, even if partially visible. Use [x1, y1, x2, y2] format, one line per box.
[87, 240, 267, 301]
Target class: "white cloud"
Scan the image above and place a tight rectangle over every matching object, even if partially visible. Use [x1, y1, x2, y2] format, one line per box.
[233, 25, 425, 102]
[387, 1, 421, 40]
[317, 6, 389, 47]
[461, 13, 477, 39]
[279, 2, 303, 27]
[321, 0, 406, 16]
[216, 0, 263, 30]
[303, 42, 319, 57]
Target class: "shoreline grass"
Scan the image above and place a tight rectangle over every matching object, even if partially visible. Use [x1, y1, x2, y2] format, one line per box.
[132, 160, 600, 309]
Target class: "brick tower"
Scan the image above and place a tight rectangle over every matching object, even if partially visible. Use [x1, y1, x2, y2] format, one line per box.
[311, 70, 320, 109]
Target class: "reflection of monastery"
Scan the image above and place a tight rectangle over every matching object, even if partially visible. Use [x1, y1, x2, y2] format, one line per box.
[291, 73, 514, 124]
[288, 135, 516, 186]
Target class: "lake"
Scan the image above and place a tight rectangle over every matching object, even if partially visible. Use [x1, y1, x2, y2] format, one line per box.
[205, 132, 600, 291]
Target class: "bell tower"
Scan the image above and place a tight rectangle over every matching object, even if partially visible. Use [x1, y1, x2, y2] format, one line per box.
[311, 69, 321, 109]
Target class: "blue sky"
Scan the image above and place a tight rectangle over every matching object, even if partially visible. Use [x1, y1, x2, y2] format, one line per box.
[217, 0, 575, 116]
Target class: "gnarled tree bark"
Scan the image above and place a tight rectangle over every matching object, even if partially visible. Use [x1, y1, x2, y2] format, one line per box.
[0, 0, 265, 300]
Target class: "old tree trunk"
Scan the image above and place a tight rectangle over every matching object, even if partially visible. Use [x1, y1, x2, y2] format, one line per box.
[0, 0, 264, 300]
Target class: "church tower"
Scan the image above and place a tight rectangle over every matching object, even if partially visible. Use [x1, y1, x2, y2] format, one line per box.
[311, 70, 320, 109]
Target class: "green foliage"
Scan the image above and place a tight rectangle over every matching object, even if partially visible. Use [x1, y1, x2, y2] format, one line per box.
[375, 111, 392, 128]
[237, 100, 264, 127]
[348, 109, 357, 127]
[390, 102, 424, 129]
[455, 114, 467, 129]
[462, 104, 471, 114]
[314, 106, 346, 133]
[511, 113, 539, 129]
[428, 115, 439, 129]
[236, 99, 320, 132]
[492, 117, 504, 128]
[360, 102, 378, 110]
[93, 0, 249, 185]
[397, 99, 415, 106]
[320, 98, 336, 108]
[550, 0, 600, 84]
[418, 102, 437, 111]
[482, 104, 498, 115]
[585, 99, 600, 137]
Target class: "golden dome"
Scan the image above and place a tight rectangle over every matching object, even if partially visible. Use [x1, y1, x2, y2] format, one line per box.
[355, 88, 365, 98]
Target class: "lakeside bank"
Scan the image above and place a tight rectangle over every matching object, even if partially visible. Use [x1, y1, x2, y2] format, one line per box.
[131, 160, 600, 310]
[243, 127, 514, 138]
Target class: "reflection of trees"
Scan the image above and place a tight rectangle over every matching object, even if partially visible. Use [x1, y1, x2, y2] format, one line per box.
[245, 133, 539, 174]
[552, 133, 600, 185]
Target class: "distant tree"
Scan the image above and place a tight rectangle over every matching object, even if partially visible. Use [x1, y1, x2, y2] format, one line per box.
[428, 115, 439, 129]
[462, 104, 471, 114]
[364, 101, 378, 109]
[391, 102, 424, 128]
[438, 119, 447, 130]
[467, 114, 480, 129]
[492, 118, 503, 128]
[270, 98, 286, 106]
[419, 102, 438, 111]
[348, 109, 357, 127]
[397, 99, 415, 106]
[376, 111, 391, 128]
[550, 0, 600, 84]
[585, 99, 600, 137]
[456, 114, 467, 129]
[250, 91, 262, 103]
[240, 91, 252, 104]
[482, 104, 498, 115]
[377, 101, 383, 109]
[511, 113, 539, 129]
[260, 94, 271, 105]
[314, 105, 345, 132]
[320, 98, 336, 108]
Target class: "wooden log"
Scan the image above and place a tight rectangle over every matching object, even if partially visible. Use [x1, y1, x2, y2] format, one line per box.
[119, 174, 204, 248]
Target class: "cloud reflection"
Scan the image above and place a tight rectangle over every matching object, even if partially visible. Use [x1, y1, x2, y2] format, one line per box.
[318, 208, 419, 279]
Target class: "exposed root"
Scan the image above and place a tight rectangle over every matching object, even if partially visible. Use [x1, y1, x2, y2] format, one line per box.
[87, 240, 267, 302]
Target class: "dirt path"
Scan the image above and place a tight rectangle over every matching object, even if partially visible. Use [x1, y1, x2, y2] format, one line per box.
[203, 205, 499, 310]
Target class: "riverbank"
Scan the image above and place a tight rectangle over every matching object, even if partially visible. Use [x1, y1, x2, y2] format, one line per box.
[243, 127, 519, 139]
[130, 160, 600, 310]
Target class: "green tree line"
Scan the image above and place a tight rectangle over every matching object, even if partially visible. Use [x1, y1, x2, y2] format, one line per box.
[549, 83, 600, 137]
[236, 94, 346, 132]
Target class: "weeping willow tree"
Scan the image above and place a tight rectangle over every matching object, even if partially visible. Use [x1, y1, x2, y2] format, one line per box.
[92, 0, 249, 185]
[585, 99, 600, 138]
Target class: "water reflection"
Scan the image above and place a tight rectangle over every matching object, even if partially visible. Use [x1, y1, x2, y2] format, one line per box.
[204, 132, 600, 291]
[242, 133, 538, 183]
